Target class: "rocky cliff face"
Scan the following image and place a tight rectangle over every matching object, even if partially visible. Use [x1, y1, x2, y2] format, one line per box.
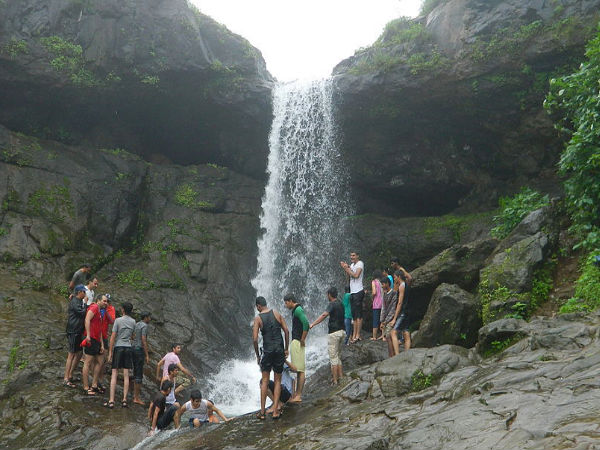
[0, 0, 273, 177]
[333, 0, 600, 216]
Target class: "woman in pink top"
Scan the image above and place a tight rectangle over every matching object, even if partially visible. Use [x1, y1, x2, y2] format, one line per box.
[370, 270, 384, 340]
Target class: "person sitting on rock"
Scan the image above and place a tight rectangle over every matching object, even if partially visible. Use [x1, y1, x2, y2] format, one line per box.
[162, 363, 183, 409]
[264, 360, 298, 416]
[173, 389, 230, 428]
[148, 380, 177, 436]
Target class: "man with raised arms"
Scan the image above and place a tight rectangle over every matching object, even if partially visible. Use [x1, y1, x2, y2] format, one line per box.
[340, 251, 364, 343]
[253, 296, 289, 420]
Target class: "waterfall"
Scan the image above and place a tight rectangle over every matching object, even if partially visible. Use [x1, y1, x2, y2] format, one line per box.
[205, 79, 352, 416]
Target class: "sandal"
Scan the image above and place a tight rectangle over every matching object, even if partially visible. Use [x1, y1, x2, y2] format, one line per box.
[91, 385, 105, 394]
[256, 411, 266, 420]
[97, 383, 106, 394]
[63, 380, 76, 388]
[121, 400, 128, 408]
[85, 388, 97, 396]
[103, 401, 115, 409]
[272, 413, 281, 420]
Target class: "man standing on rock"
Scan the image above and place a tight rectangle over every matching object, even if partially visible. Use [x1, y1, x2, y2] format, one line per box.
[283, 293, 309, 403]
[253, 296, 289, 420]
[68, 263, 91, 295]
[81, 294, 108, 395]
[379, 277, 399, 357]
[63, 284, 87, 387]
[341, 251, 364, 343]
[132, 312, 152, 406]
[309, 287, 346, 385]
[390, 257, 412, 285]
[84, 277, 98, 306]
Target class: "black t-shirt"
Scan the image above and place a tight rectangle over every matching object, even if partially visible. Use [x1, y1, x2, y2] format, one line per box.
[151, 392, 166, 419]
[326, 300, 345, 334]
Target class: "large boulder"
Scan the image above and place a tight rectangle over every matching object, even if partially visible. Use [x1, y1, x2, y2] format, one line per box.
[408, 237, 497, 321]
[333, 0, 600, 215]
[0, 0, 273, 177]
[412, 283, 481, 348]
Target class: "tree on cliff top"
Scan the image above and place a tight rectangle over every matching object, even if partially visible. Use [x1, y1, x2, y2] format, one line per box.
[545, 24, 600, 252]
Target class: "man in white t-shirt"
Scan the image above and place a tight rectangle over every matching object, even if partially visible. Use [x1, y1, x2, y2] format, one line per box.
[340, 251, 364, 343]
[84, 277, 98, 306]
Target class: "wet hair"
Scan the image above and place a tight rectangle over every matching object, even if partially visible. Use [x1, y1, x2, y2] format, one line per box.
[171, 343, 181, 350]
[82, 263, 92, 269]
[140, 311, 151, 320]
[380, 277, 391, 286]
[168, 363, 178, 374]
[390, 257, 400, 265]
[122, 302, 133, 315]
[255, 296, 267, 307]
[161, 380, 173, 392]
[190, 389, 202, 401]
[327, 286, 338, 299]
[372, 269, 383, 279]
[394, 270, 407, 282]
[283, 293, 296, 303]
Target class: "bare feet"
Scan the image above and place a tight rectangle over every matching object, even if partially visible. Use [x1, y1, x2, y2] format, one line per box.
[288, 396, 302, 403]
[133, 399, 145, 406]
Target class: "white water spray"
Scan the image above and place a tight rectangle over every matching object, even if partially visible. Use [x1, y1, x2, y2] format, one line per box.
[205, 79, 352, 416]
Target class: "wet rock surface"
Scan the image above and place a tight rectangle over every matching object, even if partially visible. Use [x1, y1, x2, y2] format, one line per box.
[333, 0, 600, 215]
[0, 122, 263, 449]
[142, 312, 600, 450]
[0, 0, 273, 177]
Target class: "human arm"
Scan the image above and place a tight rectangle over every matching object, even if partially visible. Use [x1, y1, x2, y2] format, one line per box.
[342, 262, 363, 279]
[177, 363, 196, 384]
[174, 403, 187, 429]
[150, 403, 160, 434]
[252, 316, 261, 364]
[156, 357, 165, 381]
[286, 360, 298, 373]
[294, 307, 310, 346]
[310, 311, 329, 329]
[391, 283, 405, 324]
[84, 308, 94, 343]
[274, 311, 290, 356]
[107, 328, 117, 363]
[208, 401, 230, 422]
[142, 334, 150, 364]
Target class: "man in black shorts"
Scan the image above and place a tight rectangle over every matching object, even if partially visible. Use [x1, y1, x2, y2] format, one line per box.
[63, 285, 87, 387]
[252, 296, 289, 420]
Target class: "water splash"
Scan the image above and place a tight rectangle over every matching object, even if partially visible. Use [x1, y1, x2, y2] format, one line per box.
[205, 79, 352, 416]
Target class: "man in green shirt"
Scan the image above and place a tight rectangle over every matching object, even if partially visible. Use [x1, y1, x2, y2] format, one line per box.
[284, 293, 309, 403]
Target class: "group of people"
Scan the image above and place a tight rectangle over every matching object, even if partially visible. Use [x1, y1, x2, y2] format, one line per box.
[252, 252, 413, 420]
[62, 251, 412, 431]
[61, 263, 230, 436]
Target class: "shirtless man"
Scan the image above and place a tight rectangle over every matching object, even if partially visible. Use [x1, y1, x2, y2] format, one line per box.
[253, 296, 289, 420]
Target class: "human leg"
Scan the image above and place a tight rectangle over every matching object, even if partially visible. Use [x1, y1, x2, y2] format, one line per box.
[390, 329, 400, 356]
[372, 308, 381, 339]
[122, 368, 130, 404]
[132, 348, 144, 404]
[403, 330, 411, 350]
[344, 318, 352, 345]
[272, 372, 282, 418]
[109, 368, 118, 404]
[259, 371, 270, 417]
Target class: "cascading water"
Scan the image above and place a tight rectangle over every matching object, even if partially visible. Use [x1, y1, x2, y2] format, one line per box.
[205, 78, 353, 416]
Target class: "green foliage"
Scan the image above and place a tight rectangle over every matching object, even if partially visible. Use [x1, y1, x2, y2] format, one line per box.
[410, 370, 433, 391]
[140, 74, 160, 86]
[468, 20, 544, 62]
[7, 341, 26, 372]
[26, 184, 74, 223]
[101, 147, 141, 161]
[0, 227, 7, 237]
[406, 50, 450, 75]
[559, 252, 600, 313]
[174, 184, 214, 210]
[376, 19, 430, 46]
[545, 27, 600, 251]
[40, 36, 99, 87]
[504, 301, 528, 320]
[480, 284, 515, 324]
[491, 187, 549, 240]
[482, 335, 522, 357]
[1, 38, 29, 58]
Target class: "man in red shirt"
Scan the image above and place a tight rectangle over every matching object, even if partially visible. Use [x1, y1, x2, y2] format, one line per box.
[97, 294, 116, 392]
[82, 295, 108, 395]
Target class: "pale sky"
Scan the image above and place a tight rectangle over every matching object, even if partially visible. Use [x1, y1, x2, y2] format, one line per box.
[191, 0, 422, 81]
